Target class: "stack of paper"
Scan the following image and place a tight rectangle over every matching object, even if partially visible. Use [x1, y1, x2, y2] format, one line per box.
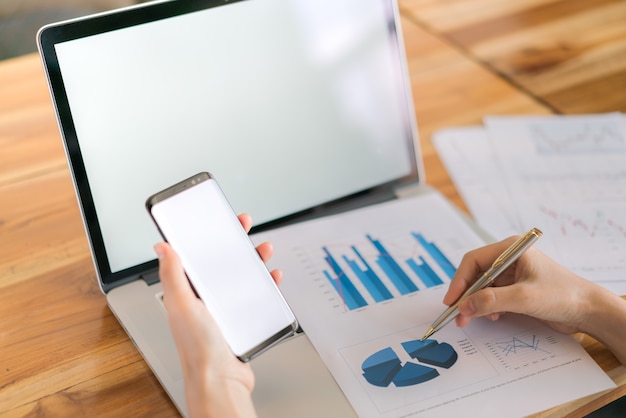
[433, 112, 626, 295]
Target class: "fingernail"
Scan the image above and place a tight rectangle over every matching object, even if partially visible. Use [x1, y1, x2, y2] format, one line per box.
[153, 243, 165, 259]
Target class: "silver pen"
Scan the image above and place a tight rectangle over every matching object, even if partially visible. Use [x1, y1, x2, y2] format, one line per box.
[420, 228, 543, 341]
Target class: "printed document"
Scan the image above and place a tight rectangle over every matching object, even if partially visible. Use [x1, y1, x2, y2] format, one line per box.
[252, 193, 615, 417]
[433, 113, 626, 295]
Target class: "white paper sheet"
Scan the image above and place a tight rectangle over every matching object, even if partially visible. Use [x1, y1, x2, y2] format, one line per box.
[433, 115, 626, 296]
[432, 126, 519, 238]
[485, 114, 626, 280]
[252, 193, 615, 417]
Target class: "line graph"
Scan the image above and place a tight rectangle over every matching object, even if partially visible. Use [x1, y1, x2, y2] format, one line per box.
[538, 205, 626, 239]
[529, 121, 626, 154]
[527, 203, 626, 281]
[484, 332, 559, 371]
[493, 335, 551, 356]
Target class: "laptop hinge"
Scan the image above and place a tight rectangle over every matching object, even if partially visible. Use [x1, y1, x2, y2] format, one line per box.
[140, 268, 160, 285]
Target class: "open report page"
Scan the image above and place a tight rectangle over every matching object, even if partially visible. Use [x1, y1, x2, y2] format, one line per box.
[432, 113, 626, 295]
[252, 192, 615, 418]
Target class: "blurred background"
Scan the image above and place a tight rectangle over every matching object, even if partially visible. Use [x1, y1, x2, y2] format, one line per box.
[0, 0, 150, 60]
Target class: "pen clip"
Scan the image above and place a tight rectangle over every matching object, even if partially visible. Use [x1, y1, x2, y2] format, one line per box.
[492, 228, 542, 268]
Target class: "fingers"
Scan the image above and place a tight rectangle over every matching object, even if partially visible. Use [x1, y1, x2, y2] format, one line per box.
[154, 242, 196, 306]
[255, 241, 283, 285]
[270, 269, 284, 286]
[444, 236, 521, 306]
[236, 213, 277, 274]
[238, 213, 253, 233]
[256, 241, 273, 262]
[158, 213, 283, 303]
[238, 214, 273, 265]
[457, 284, 530, 321]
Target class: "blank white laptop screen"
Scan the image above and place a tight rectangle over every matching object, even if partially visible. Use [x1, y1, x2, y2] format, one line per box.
[49, 0, 417, 280]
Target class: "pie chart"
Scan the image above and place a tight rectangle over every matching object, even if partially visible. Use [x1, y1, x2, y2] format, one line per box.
[361, 339, 458, 387]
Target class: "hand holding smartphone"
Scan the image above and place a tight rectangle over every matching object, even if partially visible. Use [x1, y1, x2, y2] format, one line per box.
[146, 172, 297, 361]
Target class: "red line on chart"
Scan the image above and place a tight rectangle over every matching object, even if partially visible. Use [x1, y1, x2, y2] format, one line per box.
[608, 219, 626, 238]
[540, 206, 594, 237]
[539, 206, 626, 238]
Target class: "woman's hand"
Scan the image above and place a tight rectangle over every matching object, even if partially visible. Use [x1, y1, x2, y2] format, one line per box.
[444, 236, 626, 364]
[154, 213, 276, 417]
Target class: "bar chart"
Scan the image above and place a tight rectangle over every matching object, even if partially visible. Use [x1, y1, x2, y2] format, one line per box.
[322, 231, 456, 310]
[254, 194, 612, 417]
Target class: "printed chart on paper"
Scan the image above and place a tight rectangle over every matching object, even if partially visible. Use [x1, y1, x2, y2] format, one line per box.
[253, 192, 614, 417]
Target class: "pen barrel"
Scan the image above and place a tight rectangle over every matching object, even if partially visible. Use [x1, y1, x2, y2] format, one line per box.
[428, 303, 461, 335]
[433, 306, 459, 333]
[463, 271, 495, 297]
[425, 228, 542, 337]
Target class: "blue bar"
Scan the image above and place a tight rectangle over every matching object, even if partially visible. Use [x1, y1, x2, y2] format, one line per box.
[323, 247, 367, 310]
[344, 246, 393, 302]
[412, 232, 457, 278]
[367, 234, 418, 295]
[406, 256, 444, 288]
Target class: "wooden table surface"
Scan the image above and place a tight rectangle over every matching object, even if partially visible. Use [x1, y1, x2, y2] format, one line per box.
[2, 1, 626, 416]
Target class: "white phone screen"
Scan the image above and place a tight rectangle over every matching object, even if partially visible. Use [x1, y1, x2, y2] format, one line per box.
[148, 173, 297, 360]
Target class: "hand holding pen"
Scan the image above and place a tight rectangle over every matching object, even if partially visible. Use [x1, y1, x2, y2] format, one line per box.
[421, 228, 543, 340]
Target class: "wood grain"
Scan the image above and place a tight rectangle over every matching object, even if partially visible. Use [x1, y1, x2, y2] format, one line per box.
[0, 54, 178, 415]
[1, 2, 625, 416]
[400, 14, 550, 212]
[400, 0, 626, 114]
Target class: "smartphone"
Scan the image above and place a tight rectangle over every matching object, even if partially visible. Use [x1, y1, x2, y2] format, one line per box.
[146, 172, 298, 361]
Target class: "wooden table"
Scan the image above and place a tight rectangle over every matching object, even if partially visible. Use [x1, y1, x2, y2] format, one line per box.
[2, 1, 625, 416]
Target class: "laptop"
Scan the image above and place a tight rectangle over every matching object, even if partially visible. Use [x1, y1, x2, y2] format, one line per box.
[37, 0, 477, 415]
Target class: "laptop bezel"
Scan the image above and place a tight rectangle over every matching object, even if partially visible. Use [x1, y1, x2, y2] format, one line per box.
[37, 0, 423, 293]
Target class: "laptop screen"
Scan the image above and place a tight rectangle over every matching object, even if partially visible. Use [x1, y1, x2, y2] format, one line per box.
[38, 0, 420, 289]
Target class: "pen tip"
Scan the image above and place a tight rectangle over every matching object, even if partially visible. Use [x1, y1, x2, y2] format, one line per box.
[420, 327, 434, 341]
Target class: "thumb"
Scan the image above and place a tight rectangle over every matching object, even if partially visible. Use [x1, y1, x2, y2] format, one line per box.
[154, 242, 196, 304]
